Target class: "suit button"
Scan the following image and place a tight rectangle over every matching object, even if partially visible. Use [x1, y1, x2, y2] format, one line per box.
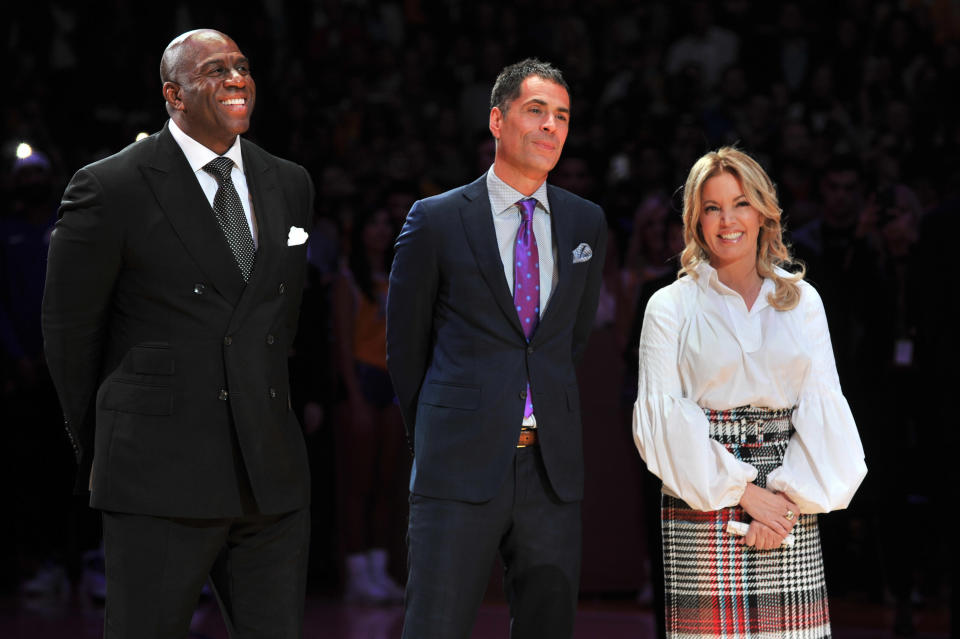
[266, 334, 275, 345]
[526, 346, 534, 355]
[519, 389, 527, 400]
[269, 388, 278, 399]
[278, 282, 286, 295]
[193, 283, 206, 295]
[218, 389, 229, 401]
[223, 336, 233, 346]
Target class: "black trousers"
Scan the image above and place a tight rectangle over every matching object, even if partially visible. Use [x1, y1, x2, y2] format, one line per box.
[402, 445, 581, 639]
[101, 506, 310, 639]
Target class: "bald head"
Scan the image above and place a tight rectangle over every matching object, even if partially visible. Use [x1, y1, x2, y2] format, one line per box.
[160, 29, 235, 85]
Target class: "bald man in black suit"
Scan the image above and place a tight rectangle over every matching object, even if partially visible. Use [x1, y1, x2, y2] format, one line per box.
[43, 29, 313, 638]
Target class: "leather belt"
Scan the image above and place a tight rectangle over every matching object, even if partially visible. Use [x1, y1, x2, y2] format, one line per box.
[517, 428, 538, 448]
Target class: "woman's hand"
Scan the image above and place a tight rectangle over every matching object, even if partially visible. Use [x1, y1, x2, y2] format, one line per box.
[739, 521, 786, 550]
[738, 483, 799, 536]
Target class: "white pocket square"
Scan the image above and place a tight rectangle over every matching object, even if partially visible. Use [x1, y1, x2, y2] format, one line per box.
[287, 226, 309, 246]
[572, 243, 593, 264]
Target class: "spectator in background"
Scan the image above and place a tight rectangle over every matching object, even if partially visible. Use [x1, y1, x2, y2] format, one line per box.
[620, 193, 674, 313]
[664, 0, 739, 91]
[332, 206, 406, 604]
[789, 155, 879, 601]
[552, 152, 599, 203]
[775, 2, 814, 92]
[623, 199, 685, 388]
[0, 148, 81, 605]
[382, 179, 420, 228]
[851, 183, 931, 635]
[1, 150, 56, 403]
[790, 155, 866, 385]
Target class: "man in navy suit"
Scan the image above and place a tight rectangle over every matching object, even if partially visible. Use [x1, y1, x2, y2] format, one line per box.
[42, 30, 312, 637]
[386, 59, 607, 639]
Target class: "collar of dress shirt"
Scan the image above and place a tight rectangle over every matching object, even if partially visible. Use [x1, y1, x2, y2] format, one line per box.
[486, 166, 551, 217]
[692, 261, 721, 293]
[693, 260, 777, 306]
[168, 119, 245, 176]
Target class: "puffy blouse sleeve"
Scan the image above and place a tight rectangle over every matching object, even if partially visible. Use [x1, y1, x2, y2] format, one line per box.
[632, 285, 759, 511]
[766, 283, 867, 513]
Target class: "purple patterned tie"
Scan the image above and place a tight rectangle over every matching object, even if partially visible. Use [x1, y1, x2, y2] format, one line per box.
[514, 198, 539, 419]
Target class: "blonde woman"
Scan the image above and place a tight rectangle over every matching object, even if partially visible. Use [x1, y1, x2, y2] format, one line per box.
[633, 147, 866, 638]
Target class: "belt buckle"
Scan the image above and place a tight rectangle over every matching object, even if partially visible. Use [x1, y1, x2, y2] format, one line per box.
[517, 428, 537, 448]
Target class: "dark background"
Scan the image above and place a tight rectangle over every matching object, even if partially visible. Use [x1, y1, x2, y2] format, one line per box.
[2, 0, 956, 632]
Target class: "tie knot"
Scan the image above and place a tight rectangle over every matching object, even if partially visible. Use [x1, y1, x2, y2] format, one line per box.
[203, 156, 234, 182]
[517, 198, 537, 222]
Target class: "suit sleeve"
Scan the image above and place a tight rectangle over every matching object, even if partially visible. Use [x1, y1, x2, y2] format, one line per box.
[41, 167, 123, 489]
[386, 200, 439, 448]
[571, 205, 608, 365]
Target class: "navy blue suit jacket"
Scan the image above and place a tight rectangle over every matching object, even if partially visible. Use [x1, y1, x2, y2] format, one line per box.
[386, 175, 607, 503]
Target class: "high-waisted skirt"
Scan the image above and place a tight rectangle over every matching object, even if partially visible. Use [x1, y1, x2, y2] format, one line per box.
[661, 406, 830, 639]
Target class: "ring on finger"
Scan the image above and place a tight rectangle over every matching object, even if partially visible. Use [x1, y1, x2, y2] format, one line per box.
[785, 510, 795, 520]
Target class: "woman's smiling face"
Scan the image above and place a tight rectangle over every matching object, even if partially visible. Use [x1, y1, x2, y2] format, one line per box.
[698, 171, 764, 272]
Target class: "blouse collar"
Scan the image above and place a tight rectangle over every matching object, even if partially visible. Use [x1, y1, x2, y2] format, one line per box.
[694, 261, 776, 311]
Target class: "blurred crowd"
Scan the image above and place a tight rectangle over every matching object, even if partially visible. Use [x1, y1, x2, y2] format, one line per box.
[2, 0, 957, 632]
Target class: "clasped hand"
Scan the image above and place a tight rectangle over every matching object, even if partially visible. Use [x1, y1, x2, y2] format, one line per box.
[737, 483, 798, 550]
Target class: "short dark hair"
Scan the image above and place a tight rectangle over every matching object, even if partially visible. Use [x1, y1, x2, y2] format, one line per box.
[489, 58, 569, 112]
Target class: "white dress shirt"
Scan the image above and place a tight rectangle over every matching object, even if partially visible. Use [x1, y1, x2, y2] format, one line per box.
[632, 261, 867, 514]
[486, 167, 559, 427]
[168, 119, 258, 248]
[486, 167, 558, 314]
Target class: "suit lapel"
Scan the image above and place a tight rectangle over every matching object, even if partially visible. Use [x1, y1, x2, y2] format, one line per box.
[141, 126, 246, 304]
[535, 185, 572, 338]
[459, 178, 525, 339]
[230, 140, 284, 324]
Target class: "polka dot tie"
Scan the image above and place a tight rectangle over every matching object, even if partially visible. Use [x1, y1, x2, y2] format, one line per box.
[514, 198, 539, 419]
[203, 156, 256, 281]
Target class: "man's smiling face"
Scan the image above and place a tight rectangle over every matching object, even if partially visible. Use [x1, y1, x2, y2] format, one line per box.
[167, 31, 256, 155]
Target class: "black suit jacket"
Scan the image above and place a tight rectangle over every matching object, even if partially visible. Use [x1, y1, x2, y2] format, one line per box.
[42, 124, 313, 518]
[385, 175, 607, 504]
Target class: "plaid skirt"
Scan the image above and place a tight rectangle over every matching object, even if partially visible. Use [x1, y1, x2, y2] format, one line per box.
[661, 406, 830, 639]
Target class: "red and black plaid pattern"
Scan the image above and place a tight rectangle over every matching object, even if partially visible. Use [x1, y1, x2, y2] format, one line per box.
[661, 406, 831, 638]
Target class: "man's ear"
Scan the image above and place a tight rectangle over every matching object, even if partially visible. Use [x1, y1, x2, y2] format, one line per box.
[162, 82, 183, 111]
[489, 106, 503, 141]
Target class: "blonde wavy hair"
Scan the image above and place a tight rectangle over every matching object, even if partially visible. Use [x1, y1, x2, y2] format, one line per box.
[679, 146, 805, 311]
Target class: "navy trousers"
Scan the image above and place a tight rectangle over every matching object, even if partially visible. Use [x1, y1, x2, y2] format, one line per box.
[402, 445, 581, 639]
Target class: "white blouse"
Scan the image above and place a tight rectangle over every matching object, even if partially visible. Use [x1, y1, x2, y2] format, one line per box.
[632, 262, 866, 514]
